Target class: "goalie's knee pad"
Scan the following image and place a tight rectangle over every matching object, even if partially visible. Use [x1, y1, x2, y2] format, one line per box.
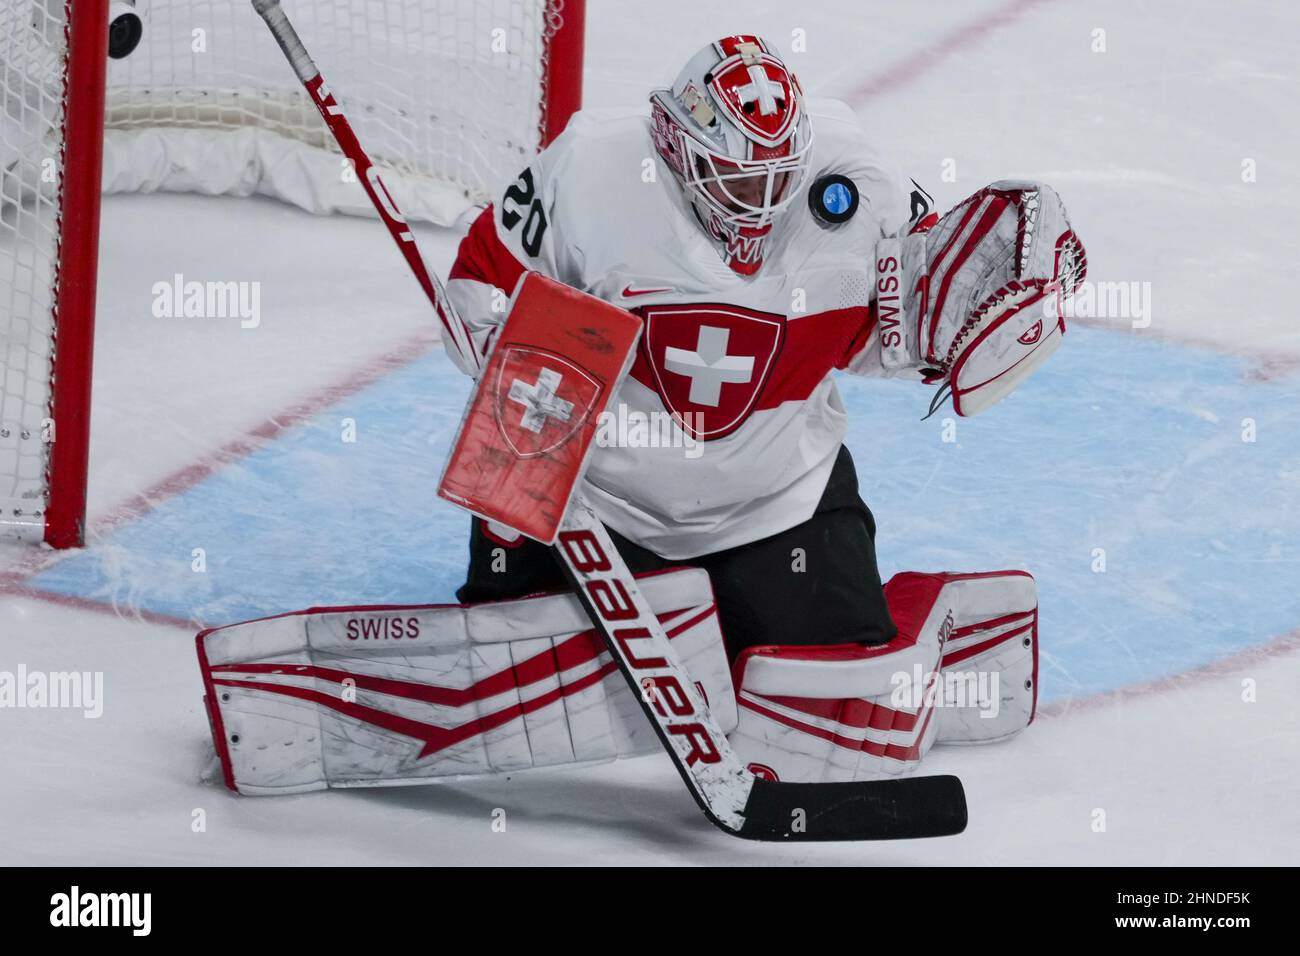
[726, 570, 1039, 782]
[727, 573, 953, 782]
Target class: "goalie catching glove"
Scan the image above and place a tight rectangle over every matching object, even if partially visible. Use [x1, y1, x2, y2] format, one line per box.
[870, 181, 1087, 416]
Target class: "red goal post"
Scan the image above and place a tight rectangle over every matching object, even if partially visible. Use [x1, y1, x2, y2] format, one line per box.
[0, 0, 586, 548]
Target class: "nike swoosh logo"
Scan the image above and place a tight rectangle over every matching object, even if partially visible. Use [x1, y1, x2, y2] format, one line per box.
[621, 284, 674, 298]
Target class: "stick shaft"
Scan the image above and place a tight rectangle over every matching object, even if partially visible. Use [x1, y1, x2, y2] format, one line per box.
[554, 498, 752, 831]
[251, 0, 479, 371]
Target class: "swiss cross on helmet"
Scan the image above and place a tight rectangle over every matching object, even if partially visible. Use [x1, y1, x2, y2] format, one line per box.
[650, 36, 813, 276]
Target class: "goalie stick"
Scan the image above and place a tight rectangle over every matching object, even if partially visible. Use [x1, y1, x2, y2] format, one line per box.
[553, 498, 967, 839]
[251, 0, 967, 840]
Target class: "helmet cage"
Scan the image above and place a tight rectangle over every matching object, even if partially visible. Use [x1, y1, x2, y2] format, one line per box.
[650, 90, 813, 231]
[674, 126, 813, 229]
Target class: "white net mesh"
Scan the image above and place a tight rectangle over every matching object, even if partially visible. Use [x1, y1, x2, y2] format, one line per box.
[104, 0, 559, 222]
[0, 0, 65, 538]
[1, 0, 569, 542]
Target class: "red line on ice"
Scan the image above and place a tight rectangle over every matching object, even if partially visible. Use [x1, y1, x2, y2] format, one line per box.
[843, 0, 1059, 105]
[88, 329, 440, 540]
[842, 0, 1300, 381]
[0, 575, 197, 630]
[1037, 628, 1300, 718]
[3, 329, 439, 586]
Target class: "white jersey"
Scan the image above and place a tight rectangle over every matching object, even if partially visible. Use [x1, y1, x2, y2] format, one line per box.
[445, 100, 921, 559]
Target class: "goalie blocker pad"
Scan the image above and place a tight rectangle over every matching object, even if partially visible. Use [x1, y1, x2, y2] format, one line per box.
[437, 271, 642, 545]
[197, 567, 736, 795]
[727, 571, 1038, 783]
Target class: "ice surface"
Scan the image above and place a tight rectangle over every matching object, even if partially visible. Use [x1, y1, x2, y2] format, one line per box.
[1, 0, 1297, 864]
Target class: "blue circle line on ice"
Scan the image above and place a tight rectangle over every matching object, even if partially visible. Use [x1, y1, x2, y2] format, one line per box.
[23, 325, 1300, 703]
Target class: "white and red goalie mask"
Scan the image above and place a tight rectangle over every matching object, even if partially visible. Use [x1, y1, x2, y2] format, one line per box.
[650, 36, 813, 276]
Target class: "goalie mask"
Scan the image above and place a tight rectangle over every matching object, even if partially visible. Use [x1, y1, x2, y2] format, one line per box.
[650, 36, 813, 276]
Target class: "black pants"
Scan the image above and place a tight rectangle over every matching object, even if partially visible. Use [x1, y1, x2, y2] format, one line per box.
[456, 445, 897, 659]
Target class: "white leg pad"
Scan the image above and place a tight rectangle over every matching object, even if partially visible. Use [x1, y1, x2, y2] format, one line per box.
[197, 567, 735, 794]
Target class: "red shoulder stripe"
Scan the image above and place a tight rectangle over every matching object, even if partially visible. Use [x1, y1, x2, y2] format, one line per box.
[448, 204, 527, 292]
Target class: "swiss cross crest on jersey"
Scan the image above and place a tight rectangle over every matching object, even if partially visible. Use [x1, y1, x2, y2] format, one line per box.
[706, 37, 802, 147]
[638, 303, 785, 441]
[493, 348, 599, 458]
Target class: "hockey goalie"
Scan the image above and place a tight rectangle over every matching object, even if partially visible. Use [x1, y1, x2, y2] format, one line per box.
[198, 35, 1085, 802]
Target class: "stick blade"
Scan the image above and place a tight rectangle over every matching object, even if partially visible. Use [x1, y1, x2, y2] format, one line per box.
[735, 774, 968, 841]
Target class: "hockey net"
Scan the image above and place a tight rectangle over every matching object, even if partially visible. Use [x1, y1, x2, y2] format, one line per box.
[1, 0, 584, 546]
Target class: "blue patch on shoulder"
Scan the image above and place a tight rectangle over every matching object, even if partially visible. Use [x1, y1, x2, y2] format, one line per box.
[822, 181, 853, 214]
